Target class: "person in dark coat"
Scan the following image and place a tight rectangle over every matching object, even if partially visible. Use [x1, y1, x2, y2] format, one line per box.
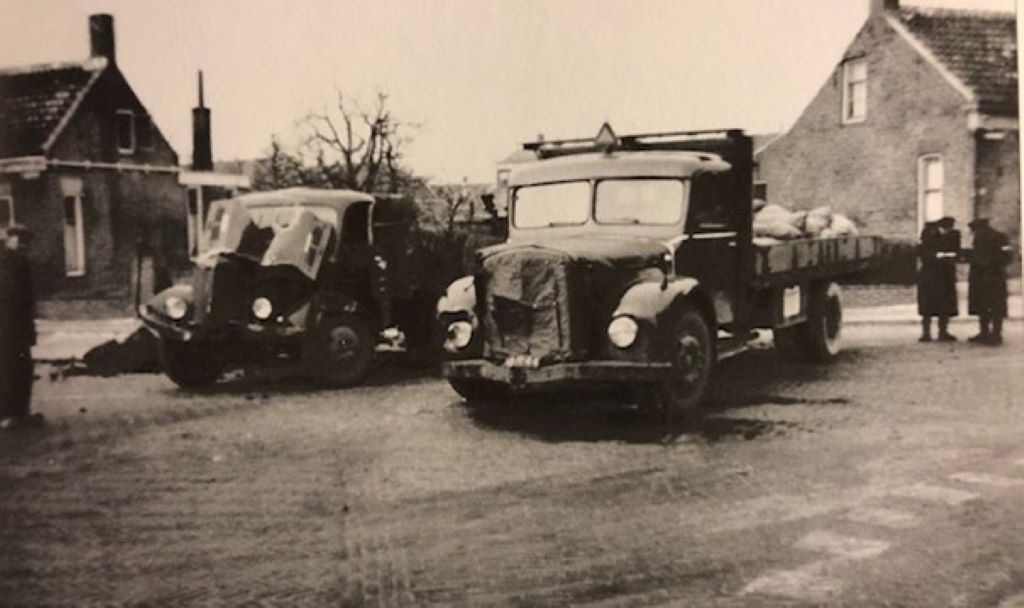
[967, 218, 1012, 345]
[0, 224, 38, 428]
[917, 217, 960, 342]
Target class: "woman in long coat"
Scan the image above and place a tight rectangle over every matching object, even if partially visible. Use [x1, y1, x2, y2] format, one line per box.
[917, 218, 959, 342]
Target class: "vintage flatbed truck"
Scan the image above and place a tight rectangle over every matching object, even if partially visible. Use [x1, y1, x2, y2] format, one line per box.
[436, 125, 891, 421]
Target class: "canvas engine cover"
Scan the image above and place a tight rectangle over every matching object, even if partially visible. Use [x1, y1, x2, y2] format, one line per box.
[480, 248, 577, 362]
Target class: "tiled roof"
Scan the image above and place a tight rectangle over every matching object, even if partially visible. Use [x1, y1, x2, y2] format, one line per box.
[897, 7, 1017, 117]
[0, 61, 103, 158]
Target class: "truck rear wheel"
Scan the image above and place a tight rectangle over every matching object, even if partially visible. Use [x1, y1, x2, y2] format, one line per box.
[656, 305, 713, 424]
[776, 281, 843, 362]
[448, 378, 508, 402]
[312, 313, 376, 387]
[159, 339, 222, 389]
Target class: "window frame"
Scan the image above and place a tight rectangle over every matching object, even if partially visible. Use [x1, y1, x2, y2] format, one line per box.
[136, 113, 154, 150]
[116, 109, 136, 154]
[63, 194, 86, 277]
[0, 195, 14, 227]
[917, 154, 944, 233]
[841, 58, 868, 125]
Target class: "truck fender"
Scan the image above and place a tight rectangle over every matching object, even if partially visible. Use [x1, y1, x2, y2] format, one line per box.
[436, 275, 476, 318]
[612, 277, 711, 327]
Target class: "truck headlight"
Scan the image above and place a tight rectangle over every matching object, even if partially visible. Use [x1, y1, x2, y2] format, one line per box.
[607, 315, 639, 348]
[165, 296, 188, 320]
[444, 320, 473, 352]
[252, 297, 273, 320]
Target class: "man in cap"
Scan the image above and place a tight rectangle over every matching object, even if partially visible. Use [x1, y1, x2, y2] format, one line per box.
[916, 216, 960, 342]
[967, 218, 1012, 345]
[0, 224, 38, 428]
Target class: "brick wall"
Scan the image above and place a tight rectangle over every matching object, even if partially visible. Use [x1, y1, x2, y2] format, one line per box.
[757, 15, 976, 242]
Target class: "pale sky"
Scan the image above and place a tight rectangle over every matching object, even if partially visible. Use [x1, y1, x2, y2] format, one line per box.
[0, 0, 1016, 183]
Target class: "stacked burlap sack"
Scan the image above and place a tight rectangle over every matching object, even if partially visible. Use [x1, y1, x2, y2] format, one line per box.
[752, 200, 859, 245]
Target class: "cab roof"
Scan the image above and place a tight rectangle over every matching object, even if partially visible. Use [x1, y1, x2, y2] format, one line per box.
[508, 151, 731, 187]
[231, 187, 375, 211]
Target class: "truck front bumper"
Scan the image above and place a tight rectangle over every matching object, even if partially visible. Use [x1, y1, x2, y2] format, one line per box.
[443, 359, 672, 387]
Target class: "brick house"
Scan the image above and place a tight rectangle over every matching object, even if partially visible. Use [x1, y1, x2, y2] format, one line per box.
[756, 0, 1019, 258]
[0, 14, 187, 316]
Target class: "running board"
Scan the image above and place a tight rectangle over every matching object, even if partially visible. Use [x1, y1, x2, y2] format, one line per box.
[716, 330, 760, 361]
[717, 339, 750, 361]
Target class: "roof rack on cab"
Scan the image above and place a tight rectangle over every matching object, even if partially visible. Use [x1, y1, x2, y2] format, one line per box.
[523, 123, 750, 160]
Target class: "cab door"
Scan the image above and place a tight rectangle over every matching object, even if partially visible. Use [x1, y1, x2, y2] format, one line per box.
[675, 171, 738, 328]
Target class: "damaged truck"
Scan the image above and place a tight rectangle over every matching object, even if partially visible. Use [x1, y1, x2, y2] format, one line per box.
[437, 125, 891, 422]
[140, 188, 431, 389]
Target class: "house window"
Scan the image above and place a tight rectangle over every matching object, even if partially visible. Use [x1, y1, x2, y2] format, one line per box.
[918, 155, 944, 229]
[842, 58, 867, 124]
[137, 114, 154, 150]
[116, 109, 136, 154]
[0, 195, 13, 227]
[63, 195, 86, 276]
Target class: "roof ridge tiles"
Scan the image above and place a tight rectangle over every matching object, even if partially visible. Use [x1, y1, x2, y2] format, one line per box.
[0, 57, 106, 77]
[900, 6, 1016, 21]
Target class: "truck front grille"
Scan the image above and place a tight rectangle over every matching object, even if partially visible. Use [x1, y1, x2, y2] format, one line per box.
[478, 249, 581, 362]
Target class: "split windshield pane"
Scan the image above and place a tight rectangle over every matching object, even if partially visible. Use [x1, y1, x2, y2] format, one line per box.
[595, 179, 685, 225]
[512, 181, 590, 228]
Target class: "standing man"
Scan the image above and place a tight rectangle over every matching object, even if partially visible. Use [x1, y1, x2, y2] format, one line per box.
[967, 218, 1012, 345]
[917, 217, 960, 342]
[0, 224, 37, 428]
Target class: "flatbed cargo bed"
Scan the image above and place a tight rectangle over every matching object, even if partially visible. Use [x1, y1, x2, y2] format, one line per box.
[752, 235, 888, 288]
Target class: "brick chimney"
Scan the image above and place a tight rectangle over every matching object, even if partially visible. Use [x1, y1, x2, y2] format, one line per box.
[89, 14, 115, 62]
[869, 0, 899, 16]
[191, 71, 213, 171]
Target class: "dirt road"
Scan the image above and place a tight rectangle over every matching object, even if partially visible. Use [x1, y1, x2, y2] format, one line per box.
[2, 323, 1022, 605]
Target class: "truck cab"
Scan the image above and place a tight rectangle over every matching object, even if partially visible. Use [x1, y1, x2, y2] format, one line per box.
[141, 187, 408, 389]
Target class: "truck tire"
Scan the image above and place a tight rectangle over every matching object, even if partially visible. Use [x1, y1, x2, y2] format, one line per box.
[312, 313, 376, 387]
[448, 378, 508, 402]
[804, 281, 843, 361]
[159, 339, 222, 389]
[777, 282, 843, 362]
[656, 304, 714, 424]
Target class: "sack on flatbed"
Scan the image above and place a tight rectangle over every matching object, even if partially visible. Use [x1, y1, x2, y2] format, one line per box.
[804, 205, 833, 237]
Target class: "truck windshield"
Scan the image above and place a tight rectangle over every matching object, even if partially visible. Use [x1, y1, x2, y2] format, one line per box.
[513, 181, 590, 228]
[202, 200, 335, 279]
[595, 179, 686, 225]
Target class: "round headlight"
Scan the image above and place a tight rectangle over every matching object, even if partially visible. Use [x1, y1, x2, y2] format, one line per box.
[444, 320, 473, 352]
[165, 296, 188, 320]
[252, 297, 273, 320]
[607, 315, 639, 349]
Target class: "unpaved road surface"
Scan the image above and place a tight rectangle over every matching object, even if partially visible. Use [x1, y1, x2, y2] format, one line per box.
[2, 323, 1023, 606]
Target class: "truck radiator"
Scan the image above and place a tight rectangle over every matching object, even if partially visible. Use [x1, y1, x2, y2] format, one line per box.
[478, 249, 583, 362]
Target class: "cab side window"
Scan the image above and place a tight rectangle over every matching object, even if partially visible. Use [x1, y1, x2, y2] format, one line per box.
[342, 203, 371, 245]
[687, 171, 734, 234]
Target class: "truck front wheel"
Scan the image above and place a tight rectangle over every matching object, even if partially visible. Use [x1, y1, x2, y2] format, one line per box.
[312, 313, 376, 387]
[656, 305, 713, 424]
[159, 339, 222, 389]
[448, 378, 508, 403]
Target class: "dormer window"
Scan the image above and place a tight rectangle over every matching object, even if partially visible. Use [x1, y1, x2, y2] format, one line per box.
[841, 58, 867, 124]
[116, 109, 135, 154]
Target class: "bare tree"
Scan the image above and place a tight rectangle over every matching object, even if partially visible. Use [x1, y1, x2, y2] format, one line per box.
[302, 90, 417, 194]
[252, 136, 306, 191]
